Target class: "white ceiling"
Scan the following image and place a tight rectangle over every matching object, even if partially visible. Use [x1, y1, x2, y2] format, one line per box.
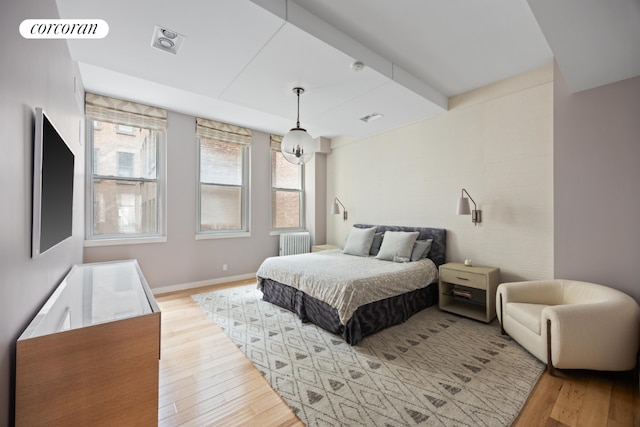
[55, 0, 640, 140]
[527, 0, 640, 93]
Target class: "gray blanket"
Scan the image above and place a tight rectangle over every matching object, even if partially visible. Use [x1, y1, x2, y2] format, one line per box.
[256, 249, 438, 324]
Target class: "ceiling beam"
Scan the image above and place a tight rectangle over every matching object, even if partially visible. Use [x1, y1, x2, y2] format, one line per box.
[249, 0, 448, 111]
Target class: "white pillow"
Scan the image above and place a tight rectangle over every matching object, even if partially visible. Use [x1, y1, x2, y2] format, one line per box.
[342, 226, 376, 256]
[375, 231, 419, 261]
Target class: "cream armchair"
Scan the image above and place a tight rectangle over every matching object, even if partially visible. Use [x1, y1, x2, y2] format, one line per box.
[496, 279, 640, 374]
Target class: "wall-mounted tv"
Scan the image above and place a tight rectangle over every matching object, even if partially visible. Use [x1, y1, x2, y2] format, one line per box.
[32, 107, 75, 258]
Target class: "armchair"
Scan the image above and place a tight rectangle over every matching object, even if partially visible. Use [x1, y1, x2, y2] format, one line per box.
[496, 279, 640, 374]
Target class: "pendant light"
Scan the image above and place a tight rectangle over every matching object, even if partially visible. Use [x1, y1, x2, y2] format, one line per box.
[281, 87, 315, 165]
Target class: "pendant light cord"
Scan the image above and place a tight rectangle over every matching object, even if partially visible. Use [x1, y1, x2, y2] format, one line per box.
[296, 89, 301, 128]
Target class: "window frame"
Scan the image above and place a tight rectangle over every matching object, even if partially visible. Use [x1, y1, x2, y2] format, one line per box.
[195, 135, 250, 239]
[270, 147, 305, 233]
[84, 119, 167, 246]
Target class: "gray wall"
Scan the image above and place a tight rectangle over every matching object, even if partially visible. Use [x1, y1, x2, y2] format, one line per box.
[83, 111, 282, 290]
[554, 64, 640, 302]
[304, 149, 328, 246]
[0, 1, 85, 424]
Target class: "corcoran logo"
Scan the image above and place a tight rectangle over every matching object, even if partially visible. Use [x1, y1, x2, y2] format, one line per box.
[19, 19, 109, 39]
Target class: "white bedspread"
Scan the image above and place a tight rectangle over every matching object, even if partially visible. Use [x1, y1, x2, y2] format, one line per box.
[256, 249, 438, 324]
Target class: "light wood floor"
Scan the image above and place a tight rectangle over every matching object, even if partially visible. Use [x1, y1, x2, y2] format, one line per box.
[156, 279, 639, 427]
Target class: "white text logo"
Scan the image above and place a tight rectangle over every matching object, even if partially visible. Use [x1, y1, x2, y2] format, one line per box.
[20, 19, 109, 39]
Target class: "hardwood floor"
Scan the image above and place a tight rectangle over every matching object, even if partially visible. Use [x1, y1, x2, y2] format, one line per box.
[155, 279, 303, 427]
[514, 369, 639, 427]
[156, 279, 639, 426]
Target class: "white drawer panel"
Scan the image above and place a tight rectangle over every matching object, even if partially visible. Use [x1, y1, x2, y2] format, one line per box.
[440, 268, 486, 290]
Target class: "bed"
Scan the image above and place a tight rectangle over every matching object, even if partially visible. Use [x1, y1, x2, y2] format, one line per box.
[257, 224, 446, 345]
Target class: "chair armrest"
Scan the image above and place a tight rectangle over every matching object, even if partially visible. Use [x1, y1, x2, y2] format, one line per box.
[544, 300, 640, 342]
[543, 300, 640, 370]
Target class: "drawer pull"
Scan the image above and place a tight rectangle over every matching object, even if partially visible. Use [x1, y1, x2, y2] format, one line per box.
[456, 276, 469, 281]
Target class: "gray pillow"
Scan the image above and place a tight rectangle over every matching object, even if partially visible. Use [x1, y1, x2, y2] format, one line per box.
[375, 231, 419, 261]
[410, 239, 433, 261]
[342, 226, 376, 256]
[369, 232, 384, 255]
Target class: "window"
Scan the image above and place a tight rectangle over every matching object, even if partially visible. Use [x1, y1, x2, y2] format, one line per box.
[199, 138, 246, 232]
[196, 118, 251, 236]
[116, 124, 136, 135]
[85, 93, 167, 242]
[117, 151, 134, 177]
[271, 135, 304, 230]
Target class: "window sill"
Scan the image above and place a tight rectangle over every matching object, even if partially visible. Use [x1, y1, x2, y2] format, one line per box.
[196, 231, 251, 240]
[84, 236, 167, 247]
[269, 229, 307, 236]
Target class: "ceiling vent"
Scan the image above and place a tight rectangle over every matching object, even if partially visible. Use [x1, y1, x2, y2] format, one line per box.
[360, 113, 384, 123]
[151, 25, 185, 55]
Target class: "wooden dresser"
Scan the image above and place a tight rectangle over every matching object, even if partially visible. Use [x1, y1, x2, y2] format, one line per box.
[16, 260, 161, 426]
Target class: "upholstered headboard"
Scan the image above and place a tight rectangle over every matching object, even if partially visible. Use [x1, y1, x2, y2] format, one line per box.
[354, 224, 447, 267]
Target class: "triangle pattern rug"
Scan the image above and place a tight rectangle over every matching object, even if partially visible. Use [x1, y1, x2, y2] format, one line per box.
[193, 284, 544, 426]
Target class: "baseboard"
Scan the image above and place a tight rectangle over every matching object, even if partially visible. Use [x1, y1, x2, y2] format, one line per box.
[152, 272, 257, 295]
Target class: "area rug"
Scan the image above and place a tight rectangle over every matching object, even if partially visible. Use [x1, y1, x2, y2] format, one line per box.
[193, 285, 544, 426]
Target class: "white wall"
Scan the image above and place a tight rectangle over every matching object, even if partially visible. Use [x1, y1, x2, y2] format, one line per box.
[0, 1, 85, 424]
[327, 65, 554, 283]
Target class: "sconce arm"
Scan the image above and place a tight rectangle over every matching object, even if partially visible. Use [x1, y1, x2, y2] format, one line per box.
[461, 188, 477, 210]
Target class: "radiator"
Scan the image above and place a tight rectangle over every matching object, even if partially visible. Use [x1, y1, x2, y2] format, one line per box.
[279, 231, 311, 256]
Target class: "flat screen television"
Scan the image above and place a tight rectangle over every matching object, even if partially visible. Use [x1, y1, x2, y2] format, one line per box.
[32, 107, 75, 257]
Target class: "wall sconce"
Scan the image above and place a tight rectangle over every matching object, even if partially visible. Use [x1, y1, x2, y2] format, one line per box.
[457, 188, 481, 225]
[331, 198, 348, 221]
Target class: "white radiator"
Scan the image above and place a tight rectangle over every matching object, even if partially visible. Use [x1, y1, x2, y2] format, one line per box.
[279, 231, 311, 256]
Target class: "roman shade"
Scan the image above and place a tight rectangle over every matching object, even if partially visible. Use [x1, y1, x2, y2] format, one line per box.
[85, 92, 167, 131]
[270, 134, 282, 151]
[196, 118, 251, 146]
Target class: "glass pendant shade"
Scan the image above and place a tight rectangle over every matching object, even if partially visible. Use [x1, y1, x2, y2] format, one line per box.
[281, 127, 314, 165]
[281, 87, 315, 165]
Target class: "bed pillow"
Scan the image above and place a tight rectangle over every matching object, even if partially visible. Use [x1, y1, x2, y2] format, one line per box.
[375, 231, 419, 261]
[369, 232, 384, 255]
[410, 239, 433, 261]
[342, 226, 376, 256]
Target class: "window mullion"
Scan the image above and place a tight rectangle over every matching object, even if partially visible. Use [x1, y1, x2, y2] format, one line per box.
[93, 175, 158, 184]
[201, 182, 242, 189]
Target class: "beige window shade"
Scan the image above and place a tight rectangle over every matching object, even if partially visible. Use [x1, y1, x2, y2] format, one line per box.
[196, 118, 252, 146]
[270, 134, 283, 152]
[85, 93, 167, 131]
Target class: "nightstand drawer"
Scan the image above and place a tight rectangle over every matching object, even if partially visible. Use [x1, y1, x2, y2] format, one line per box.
[440, 268, 486, 290]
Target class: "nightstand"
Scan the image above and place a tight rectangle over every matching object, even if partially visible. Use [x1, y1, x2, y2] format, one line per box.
[438, 262, 500, 322]
[312, 244, 341, 252]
